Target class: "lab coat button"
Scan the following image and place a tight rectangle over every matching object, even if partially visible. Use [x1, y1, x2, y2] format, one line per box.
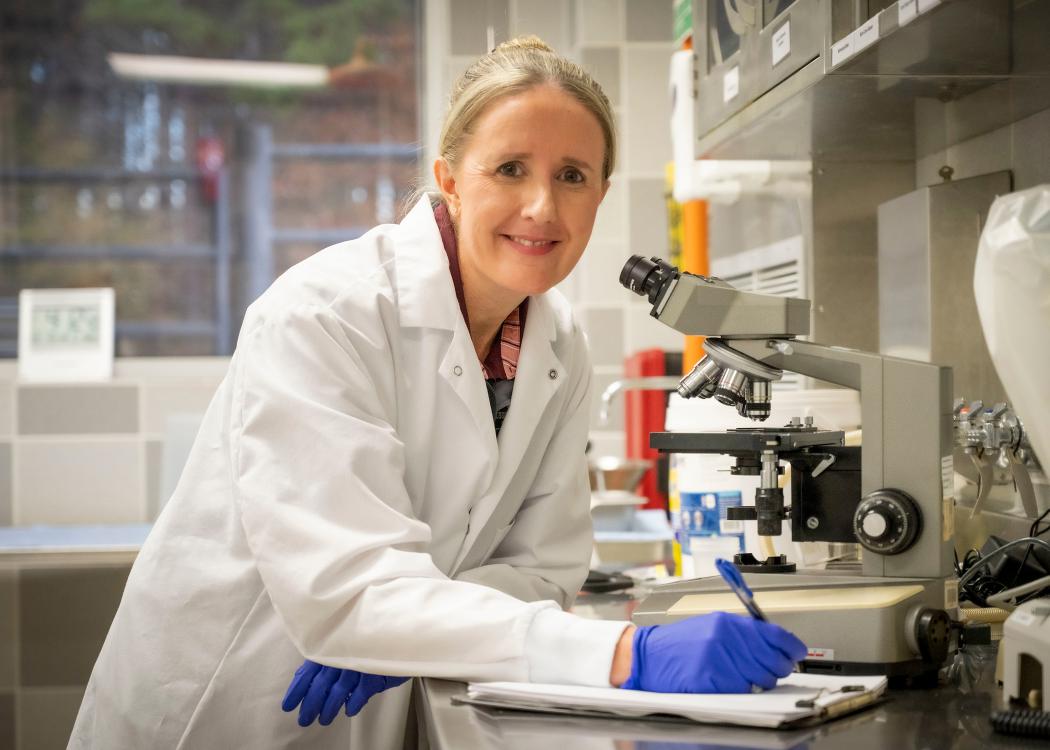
[548, 369, 558, 380]
[453, 365, 463, 376]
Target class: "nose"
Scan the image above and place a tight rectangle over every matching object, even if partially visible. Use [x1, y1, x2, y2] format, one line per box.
[522, 179, 558, 224]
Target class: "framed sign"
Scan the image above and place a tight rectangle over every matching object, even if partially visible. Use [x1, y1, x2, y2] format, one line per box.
[18, 288, 115, 382]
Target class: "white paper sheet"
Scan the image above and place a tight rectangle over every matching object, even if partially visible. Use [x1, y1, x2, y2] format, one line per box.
[465, 672, 887, 729]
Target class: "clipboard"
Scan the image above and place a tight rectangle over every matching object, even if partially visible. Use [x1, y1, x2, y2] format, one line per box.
[455, 673, 887, 730]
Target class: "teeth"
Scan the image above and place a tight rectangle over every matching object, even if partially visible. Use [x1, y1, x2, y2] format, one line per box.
[511, 236, 552, 247]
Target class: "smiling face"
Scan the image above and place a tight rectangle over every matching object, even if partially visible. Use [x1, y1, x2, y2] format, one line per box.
[434, 84, 610, 306]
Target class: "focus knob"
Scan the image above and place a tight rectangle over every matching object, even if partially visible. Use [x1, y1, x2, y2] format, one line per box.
[853, 489, 922, 555]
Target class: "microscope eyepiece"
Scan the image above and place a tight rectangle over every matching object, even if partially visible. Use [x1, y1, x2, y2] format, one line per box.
[619, 255, 679, 305]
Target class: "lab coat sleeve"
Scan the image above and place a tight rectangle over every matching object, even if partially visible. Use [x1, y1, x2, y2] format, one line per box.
[229, 301, 566, 683]
[453, 328, 595, 609]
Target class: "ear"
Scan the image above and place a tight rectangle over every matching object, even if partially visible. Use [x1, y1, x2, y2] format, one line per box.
[600, 178, 611, 202]
[433, 158, 461, 218]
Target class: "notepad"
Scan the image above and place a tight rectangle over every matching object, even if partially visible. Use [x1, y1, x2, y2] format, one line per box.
[459, 673, 887, 729]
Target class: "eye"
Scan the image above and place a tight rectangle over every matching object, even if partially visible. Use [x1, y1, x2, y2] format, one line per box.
[561, 167, 585, 184]
[497, 161, 523, 177]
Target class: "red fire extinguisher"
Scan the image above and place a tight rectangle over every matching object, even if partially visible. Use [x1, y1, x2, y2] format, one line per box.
[195, 136, 225, 202]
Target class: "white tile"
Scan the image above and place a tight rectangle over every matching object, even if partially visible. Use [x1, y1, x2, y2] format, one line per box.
[591, 369, 626, 430]
[625, 301, 687, 355]
[141, 381, 219, 436]
[587, 430, 626, 459]
[15, 440, 144, 525]
[623, 46, 675, 172]
[578, 0, 624, 44]
[0, 442, 10, 526]
[591, 176, 627, 243]
[580, 242, 634, 305]
[511, 0, 570, 52]
[580, 307, 626, 367]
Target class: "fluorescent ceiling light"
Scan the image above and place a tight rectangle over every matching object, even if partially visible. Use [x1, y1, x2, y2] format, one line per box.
[107, 52, 328, 88]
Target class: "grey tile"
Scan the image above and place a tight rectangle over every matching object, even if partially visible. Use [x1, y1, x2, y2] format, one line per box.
[0, 380, 12, 437]
[17, 385, 138, 436]
[450, 0, 509, 55]
[582, 47, 621, 107]
[512, 0, 570, 52]
[579, 0, 624, 43]
[141, 380, 215, 435]
[14, 440, 144, 525]
[0, 442, 10, 527]
[625, 0, 673, 41]
[623, 47, 674, 170]
[20, 567, 130, 688]
[629, 178, 669, 262]
[18, 687, 85, 750]
[145, 439, 163, 521]
[0, 691, 13, 750]
[0, 571, 14, 690]
[581, 308, 626, 367]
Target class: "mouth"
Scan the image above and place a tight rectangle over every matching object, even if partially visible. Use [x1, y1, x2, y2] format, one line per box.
[501, 234, 560, 256]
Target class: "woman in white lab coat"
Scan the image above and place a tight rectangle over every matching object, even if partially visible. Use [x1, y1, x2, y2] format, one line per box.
[70, 36, 804, 750]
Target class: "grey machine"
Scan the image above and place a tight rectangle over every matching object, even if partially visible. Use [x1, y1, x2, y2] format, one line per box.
[619, 255, 958, 683]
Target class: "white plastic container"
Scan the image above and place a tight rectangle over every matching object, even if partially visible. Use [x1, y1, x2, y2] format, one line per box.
[665, 389, 862, 573]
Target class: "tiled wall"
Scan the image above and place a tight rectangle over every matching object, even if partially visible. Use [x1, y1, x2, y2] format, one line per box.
[0, 359, 226, 748]
[424, 0, 680, 461]
[0, 358, 228, 528]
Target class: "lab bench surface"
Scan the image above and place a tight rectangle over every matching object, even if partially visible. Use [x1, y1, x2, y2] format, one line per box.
[420, 590, 1035, 750]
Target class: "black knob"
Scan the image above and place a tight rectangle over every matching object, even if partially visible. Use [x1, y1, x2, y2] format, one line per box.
[853, 488, 922, 555]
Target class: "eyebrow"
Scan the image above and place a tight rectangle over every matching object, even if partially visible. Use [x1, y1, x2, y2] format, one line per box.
[496, 152, 596, 173]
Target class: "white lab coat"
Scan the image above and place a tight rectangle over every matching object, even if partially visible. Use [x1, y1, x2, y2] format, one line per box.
[69, 196, 611, 749]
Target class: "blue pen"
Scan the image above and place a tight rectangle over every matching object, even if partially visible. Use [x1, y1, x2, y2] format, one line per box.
[715, 558, 767, 622]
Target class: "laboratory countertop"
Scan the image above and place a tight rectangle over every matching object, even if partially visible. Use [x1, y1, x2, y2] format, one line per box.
[420, 588, 1035, 750]
[0, 523, 150, 567]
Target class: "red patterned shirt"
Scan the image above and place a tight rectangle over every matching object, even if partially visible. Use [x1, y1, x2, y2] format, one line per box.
[432, 199, 527, 379]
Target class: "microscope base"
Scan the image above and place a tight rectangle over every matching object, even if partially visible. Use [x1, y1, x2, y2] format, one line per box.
[632, 571, 957, 683]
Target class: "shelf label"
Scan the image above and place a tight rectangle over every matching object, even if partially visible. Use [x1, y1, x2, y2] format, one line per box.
[898, 0, 917, 25]
[772, 21, 791, 67]
[917, 0, 941, 12]
[723, 65, 740, 102]
[806, 647, 835, 661]
[831, 35, 854, 67]
[854, 16, 879, 53]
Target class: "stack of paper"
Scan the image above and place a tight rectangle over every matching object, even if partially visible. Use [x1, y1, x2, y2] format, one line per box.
[462, 673, 887, 729]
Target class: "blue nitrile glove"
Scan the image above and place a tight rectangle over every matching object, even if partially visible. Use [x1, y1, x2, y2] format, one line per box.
[621, 611, 807, 693]
[281, 660, 410, 726]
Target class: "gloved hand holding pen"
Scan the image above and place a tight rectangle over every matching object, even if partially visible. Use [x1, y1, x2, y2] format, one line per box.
[615, 612, 808, 693]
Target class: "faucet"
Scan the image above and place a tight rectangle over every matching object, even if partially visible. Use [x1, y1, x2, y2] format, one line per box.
[598, 376, 684, 426]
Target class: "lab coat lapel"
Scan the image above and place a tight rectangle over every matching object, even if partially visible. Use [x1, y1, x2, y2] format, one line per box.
[396, 196, 499, 465]
[451, 296, 563, 573]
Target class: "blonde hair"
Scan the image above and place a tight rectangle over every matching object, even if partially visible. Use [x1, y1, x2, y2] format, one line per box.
[439, 36, 616, 181]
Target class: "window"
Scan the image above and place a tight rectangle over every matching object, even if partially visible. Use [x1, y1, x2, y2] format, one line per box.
[0, 0, 422, 356]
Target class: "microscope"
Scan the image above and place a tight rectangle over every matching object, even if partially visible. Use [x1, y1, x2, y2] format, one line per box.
[620, 256, 957, 684]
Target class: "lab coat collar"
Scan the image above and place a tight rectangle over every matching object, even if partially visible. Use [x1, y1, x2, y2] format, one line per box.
[395, 195, 461, 332]
[395, 195, 558, 343]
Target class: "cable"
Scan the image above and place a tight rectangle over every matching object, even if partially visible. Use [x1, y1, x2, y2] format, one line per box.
[957, 537, 1050, 590]
[991, 709, 1050, 739]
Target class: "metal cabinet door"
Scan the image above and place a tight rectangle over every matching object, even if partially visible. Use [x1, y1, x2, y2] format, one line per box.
[694, 0, 763, 139]
[753, 0, 826, 96]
